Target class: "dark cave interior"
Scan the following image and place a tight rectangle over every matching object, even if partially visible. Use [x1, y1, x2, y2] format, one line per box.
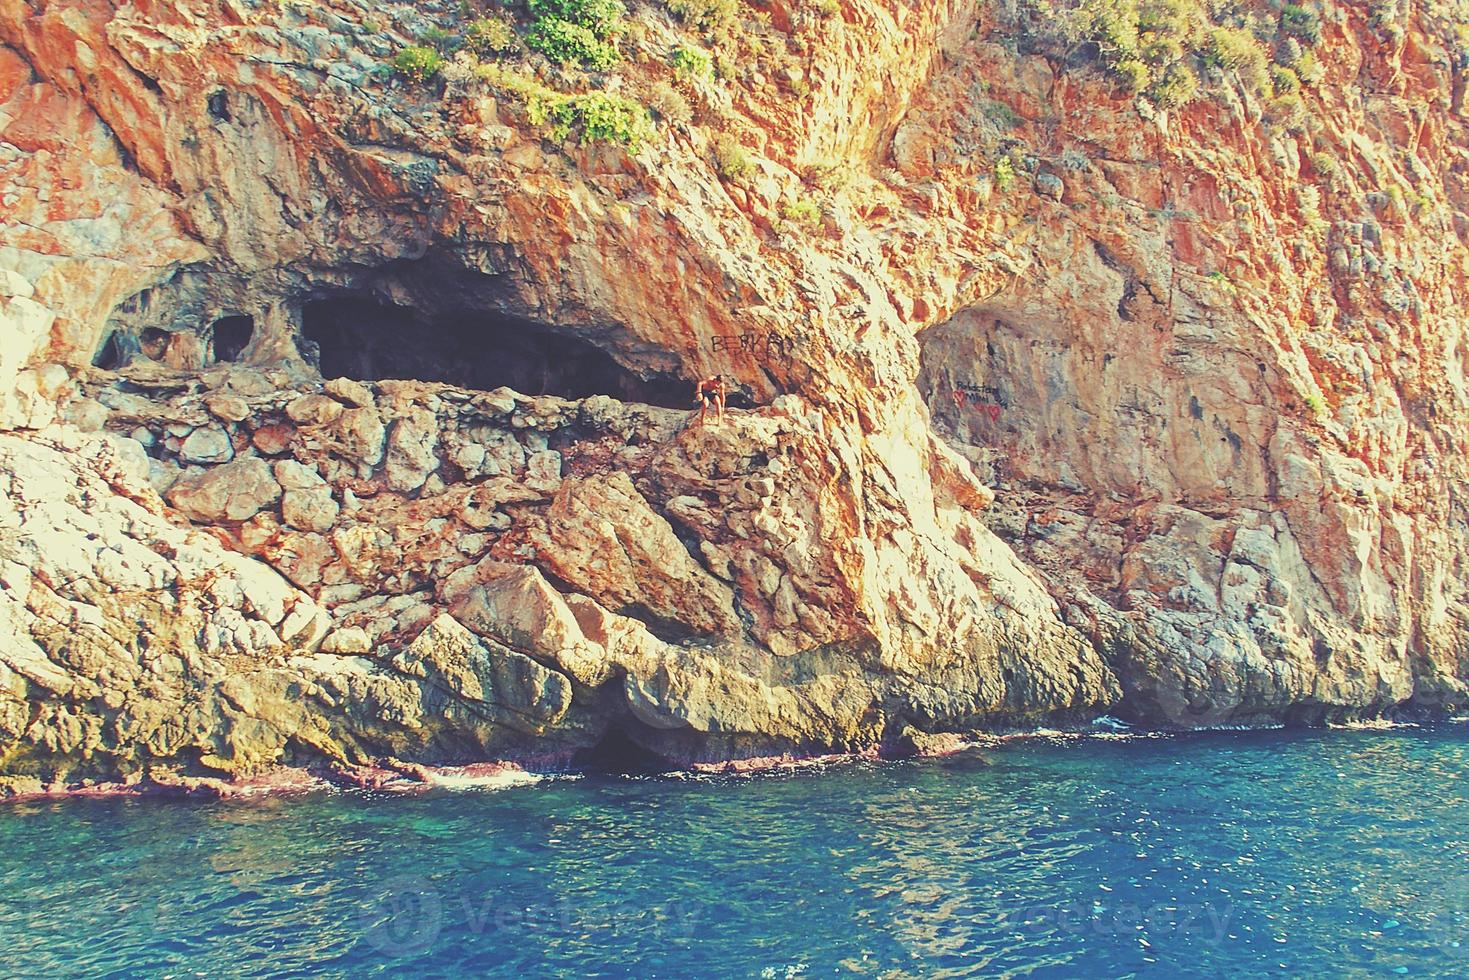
[300, 297, 690, 408]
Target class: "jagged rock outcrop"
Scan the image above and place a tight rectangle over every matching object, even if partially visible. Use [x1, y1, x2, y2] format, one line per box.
[0, 0, 1466, 788]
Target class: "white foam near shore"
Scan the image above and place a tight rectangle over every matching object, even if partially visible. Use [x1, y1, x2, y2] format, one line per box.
[1327, 718, 1421, 731]
[425, 767, 548, 792]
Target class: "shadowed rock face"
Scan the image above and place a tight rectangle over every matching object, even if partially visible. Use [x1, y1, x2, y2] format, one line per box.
[0, 0, 1466, 790]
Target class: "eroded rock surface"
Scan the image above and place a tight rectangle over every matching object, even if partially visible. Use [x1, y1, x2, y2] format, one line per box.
[0, 0, 1466, 788]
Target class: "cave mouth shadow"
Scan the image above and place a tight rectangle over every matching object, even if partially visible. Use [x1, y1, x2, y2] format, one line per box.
[300, 296, 690, 408]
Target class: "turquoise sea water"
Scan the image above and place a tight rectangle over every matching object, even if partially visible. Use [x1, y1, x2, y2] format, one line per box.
[2, 724, 1468, 978]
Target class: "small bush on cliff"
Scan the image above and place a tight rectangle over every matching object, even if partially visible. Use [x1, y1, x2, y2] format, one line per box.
[1294, 49, 1325, 84]
[422, 27, 462, 55]
[465, 18, 517, 56]
[984, 98, 1022, 130]
[1204, 26, 1270, 94]
[713, 134, 752, 179]
[1146, 61, 1198, 108]
[993, 154, 1016, 193]
[526, 0, 625, 70]
[782, 195, 822, 230]
[531, 91, 654, 149]
[647, 80, 694, 123]
[1309, 150, 1341, 185]
[1266, 92, 1307, 129]
[667, 0, 742, 35]
[1271, 65, 1301, 94]
[393, 45, 444, 82]
[527, 17, 620, 68]
[1013, 0, 1286, 111]
[670, 45, 714, 80]
[1280, 4, 1322, 45]
[1113, 57, 1151, 92]
[529, 0, 627, 37]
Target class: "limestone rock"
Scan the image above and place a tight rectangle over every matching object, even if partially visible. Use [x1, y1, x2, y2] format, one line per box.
[391, 614, 573, 733]
[167, 456, 281, 523]
[521, 472, 741, 637]
[324, 378, 374, 408]
[281, 488, 339, 533]
[321, 626, 371, 654]
[179, 427, 234, 464]
[286, 394, 343, 426]
[385, 413, 439, 493]
[205, 393, 250, 423]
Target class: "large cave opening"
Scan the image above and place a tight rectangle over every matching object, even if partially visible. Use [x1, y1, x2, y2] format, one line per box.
[301, 297, 690, 407]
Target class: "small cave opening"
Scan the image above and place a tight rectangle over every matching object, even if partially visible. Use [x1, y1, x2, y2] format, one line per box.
[207, 89, 231, 122]
[301, 297, 690, 407]
[211, 315, 254, 362]
[92, 331, 130, 370]
[572, 727, 675, 775]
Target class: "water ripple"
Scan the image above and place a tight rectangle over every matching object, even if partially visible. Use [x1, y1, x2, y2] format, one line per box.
[1, 726, 1467, 976]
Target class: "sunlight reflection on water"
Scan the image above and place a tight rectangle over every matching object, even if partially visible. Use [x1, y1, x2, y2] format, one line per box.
[1, 724, 1466, 977]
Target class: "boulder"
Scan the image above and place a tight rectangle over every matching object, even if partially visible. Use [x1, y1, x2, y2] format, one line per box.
[167, 456, 281, 523]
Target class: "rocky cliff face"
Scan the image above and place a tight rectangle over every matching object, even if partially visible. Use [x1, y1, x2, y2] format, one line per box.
[1, 0, 1466, 791]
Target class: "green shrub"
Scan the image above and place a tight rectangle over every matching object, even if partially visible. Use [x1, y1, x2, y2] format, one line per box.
[1280, 4, 1322, 45]
[670, 45, 714, 80]
[1141, 34, 1185, 66]
[667, 0, 741, 35]
[1016, 0, 1309, 111]
[476, 61, 555, 100]
[529, 0, 627, 36]
[1266, 92, 1307, 128]
[803, 158, 853, 191]
[392, 45, 444, 82]
[647, 80, 693, 123]
[1295, 49, 1324, 84]
[983, 98, 1021, 129]
[1136, 0, 1196, 42]
[1309, 150, 1340, 183]
[527, 17, 619, 69]
[782, 195, 822, 229]
[1271, 65, 1301, 94]
[1303, 393, 1325, 416]
[713, 133, 752, 179]
[1146, 62, 1198, 108]
[993, 154, 1016, 192]
[1205, 26, 1269, 93]
[421, 27, 461, 54]
[465, 18, 517, 56]
[534, 91, 654, 148]
[813, 0, 840, 16]
[1113, 57, 1151, 92]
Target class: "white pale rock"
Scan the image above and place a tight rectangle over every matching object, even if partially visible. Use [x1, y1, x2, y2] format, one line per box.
[180, 427, 235, 464]
[273, 459, 326, 490]
[324, 377, 374, 408]
[320, 626, 372, 654]
[167, 456, 281, 522]
[282, 487, 339, 533]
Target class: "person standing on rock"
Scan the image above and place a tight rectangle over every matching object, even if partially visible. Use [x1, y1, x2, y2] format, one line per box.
[694, 374, 728, 426]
